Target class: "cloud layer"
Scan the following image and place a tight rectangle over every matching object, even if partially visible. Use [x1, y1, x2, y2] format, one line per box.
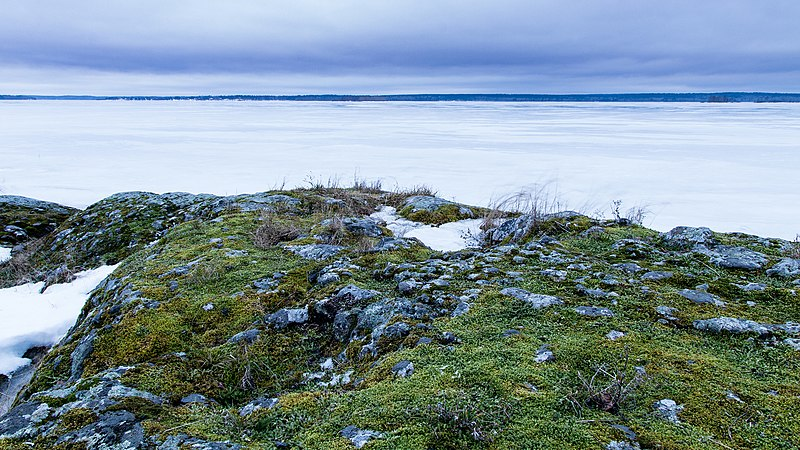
[2, 0, 799, 93]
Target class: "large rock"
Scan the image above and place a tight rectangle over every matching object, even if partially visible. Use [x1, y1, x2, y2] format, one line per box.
[693, 317, 771, 335]
[767, 258, 800, 278]
[704, 245, 767, 270]
[500, 287, 563, 309]
[661, 226, 715, 249]
[0, 195, 79, 246]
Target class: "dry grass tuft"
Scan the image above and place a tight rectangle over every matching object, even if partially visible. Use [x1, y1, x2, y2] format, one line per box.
[251, 212, 302, 249]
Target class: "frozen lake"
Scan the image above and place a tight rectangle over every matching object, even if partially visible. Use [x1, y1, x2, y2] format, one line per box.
[0, 100, 798, 239]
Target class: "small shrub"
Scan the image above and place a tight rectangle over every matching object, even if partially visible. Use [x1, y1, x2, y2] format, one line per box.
[610, 199, 650, 226]
[788, 234, 800, 258]
[565, 347, 648, 415]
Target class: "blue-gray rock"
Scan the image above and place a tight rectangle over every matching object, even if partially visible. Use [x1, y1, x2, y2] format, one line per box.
[340, 425, 385, 448]
[452, 301, 471, 317]
[575, 306, 615, 317]
[767, 258, 800, 278]
[641, 271, 673, 281]
[398, 280, 418, 294]
[316, 272, 340, 286]
[500, 287, 563, 309]
[341, 217, 383, 237]
[267, 307, 309, 329]
[284, 244, 344, 260]
[693, 317, 771, 335]
[239, 397, 279, 417]
[181, 393, 211, 405]
[371, 236, 416, 252]
[415, 337, 434, 347]
[653, 399, 683, 423]
[736, 282, 766, 292]
[612, 263, 644, 274]
[403, 195, 472, 216]
[227, 329, 260, 345]
[534, 345, 555, 363]
[607, 441, 641, 450]
[335, 284, 380, 304]
[392, 360, 414, 377]
[606, 330, 625, 340]
[678, 289, 726, 307]
[662, 226, 715, 249]
[706, 245, 767, 270]
[384, 322, 411, 339]
[333, 310, 359, 342]
[70, 330, 96, 381]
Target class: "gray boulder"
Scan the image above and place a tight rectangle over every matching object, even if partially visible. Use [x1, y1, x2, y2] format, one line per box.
[500, 287, 563, 309]
[284, 244, 344, 260]
[678, 289, 726, 307]
[693, 317, 771, 335]
[767, 258, 800, 278]
[705, 245, 767, 270]
[267, 307, 309, 329]
[662, 226, 715, 249]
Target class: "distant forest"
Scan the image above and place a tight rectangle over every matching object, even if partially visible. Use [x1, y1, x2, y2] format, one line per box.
[2, 93, 800, 102]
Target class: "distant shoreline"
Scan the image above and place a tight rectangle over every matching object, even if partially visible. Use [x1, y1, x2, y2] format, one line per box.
[2, 93, 800, 103]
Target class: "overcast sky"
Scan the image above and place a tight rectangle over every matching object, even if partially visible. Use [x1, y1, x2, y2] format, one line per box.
[1, 0, 798, 94]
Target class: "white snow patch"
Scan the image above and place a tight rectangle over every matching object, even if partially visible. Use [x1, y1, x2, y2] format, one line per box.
[0, 264, 118, 375]
[0, 247, 11, 264]
[372, 206, 482, 252]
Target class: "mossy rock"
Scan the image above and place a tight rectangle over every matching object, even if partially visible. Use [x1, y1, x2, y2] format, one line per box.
[0, 195, 79, 246]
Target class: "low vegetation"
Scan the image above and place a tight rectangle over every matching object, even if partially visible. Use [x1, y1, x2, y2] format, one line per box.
[1, 187, 799, 449]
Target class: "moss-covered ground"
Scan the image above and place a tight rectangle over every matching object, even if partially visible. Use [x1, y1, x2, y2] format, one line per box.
[2, 188, 799, 449]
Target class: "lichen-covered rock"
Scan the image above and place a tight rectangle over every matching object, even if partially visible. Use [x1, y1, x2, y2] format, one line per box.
[398, 195, 476, 225]
[653, 399, 683, 423]
[500, 287, 563, 309]
[284, 244, 344, 260]
[267, 307, 309, 329]
[662, 226, 715, 249]
[693, 317, 771, 335]
[767, 258, 800, 278]
[340, 425, 385, 448]
[575, 306, 615, 317]
[703, 245, 768, 270]
[0, 195, 79, 246]
[678, 289, 726, 307]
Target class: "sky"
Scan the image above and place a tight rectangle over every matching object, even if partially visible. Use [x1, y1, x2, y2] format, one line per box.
[1, 0, 799, 94]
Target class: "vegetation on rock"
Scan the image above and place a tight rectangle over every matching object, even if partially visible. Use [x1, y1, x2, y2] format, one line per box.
[1, 187, 799, 449]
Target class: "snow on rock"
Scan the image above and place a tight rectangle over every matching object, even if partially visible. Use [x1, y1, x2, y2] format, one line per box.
[0, 248, 10, 264]
[371, 206, 482, 252]
[0, 264, 118, 375]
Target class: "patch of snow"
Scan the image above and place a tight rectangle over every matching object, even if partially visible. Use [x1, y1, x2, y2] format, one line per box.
[0, 264, 118, 375]
[372, 206, 482, 251]
[0, 247, 10, 264]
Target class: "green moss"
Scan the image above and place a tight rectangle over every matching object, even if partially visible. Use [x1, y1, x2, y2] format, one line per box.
[58, 408, 98, 432]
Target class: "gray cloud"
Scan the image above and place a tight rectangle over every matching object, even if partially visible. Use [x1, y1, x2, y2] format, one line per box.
[2, 0, 799, 93]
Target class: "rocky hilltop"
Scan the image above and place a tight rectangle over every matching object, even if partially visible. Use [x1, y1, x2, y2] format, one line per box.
[0, 187, 798, 449]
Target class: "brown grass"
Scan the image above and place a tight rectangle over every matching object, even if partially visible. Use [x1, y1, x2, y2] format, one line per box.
[251, 212, 302, 249]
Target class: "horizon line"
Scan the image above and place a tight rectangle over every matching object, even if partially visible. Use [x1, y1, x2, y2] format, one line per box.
[2, 92, 800, 103]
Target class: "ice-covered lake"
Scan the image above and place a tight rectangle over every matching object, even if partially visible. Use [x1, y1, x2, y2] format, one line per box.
[1, 100, 798, 239]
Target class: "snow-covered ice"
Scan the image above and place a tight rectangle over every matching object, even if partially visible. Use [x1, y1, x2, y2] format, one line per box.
[1, 100, 799, 239]
[0, 264, 118, 375]
[0, 248, 10, 264]
[371, 206, 483, 252]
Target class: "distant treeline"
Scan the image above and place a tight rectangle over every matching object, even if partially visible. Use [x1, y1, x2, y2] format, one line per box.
[2, 93, 800, 102]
